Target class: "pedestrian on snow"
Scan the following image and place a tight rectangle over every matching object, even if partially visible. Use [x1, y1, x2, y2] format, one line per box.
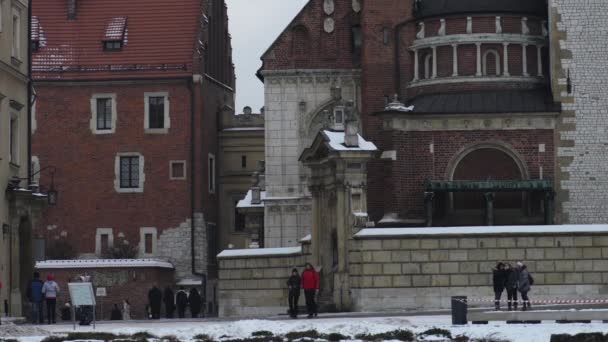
[517, 262, 533, 311]
[188, 288, 202, 318]
[301, 263, 319, 319]
[505, 263, 519, 311]
[42, 274, 60, 324]
[122, 299, 131, 320]
[163, 287, 175, 318]
[287, 268, 301, 318]
[492, 262, 507, 310]
[148, 285, 163, 319]
[110, 304, 122, 320]
[26, 272, 45, 324]
[176, 287, 188, 318]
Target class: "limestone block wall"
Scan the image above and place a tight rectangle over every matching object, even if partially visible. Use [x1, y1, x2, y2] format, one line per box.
[218, 248, 310, 317]
[157, 212, 207, 279]
[350, 231, 608, 311]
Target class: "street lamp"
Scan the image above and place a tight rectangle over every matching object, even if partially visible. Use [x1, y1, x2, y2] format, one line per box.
[30, 166, 59, 206]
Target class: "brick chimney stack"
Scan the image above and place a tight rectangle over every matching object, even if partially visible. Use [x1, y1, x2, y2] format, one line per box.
[67, 0, 78, 20]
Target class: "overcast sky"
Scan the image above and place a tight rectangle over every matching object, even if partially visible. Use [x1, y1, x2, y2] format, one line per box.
[226, 0, 308, 114]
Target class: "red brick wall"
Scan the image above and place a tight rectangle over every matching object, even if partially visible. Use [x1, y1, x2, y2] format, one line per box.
[32, 81, 192, 254]
[36, 267, 175, 320]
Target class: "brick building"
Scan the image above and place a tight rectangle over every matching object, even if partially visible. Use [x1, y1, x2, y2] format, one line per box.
[31, 0, 235, 313]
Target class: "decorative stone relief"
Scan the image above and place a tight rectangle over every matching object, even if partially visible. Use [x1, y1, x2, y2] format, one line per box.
[438, 19, 446, 36]
[416, 22, 425, 39]
[323, 0, 335, 15]
[352, 0, 361, 13]
[522, 17, 530, 35]
[495, 16, 502, 34]
[466, 17, 472, 34]
[324, 17, 335, 33]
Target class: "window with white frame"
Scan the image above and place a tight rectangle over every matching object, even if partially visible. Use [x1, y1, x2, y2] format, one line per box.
[114, 153, 145, 193]
[90, 94, 117, 134]
[95, 228, 114, 256]
[333, 106, 345, 130]
[9, 113, 19, 165]
[169, 160, 186, 180]
[31, 156, 41, 184]
[11, 7, 21, 59]
[139, 227, 157, 256]
[208, 153, 216, 194]
[144, 92, 170, 133]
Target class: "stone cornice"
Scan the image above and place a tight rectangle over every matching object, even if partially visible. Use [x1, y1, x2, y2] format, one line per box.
[260, 68, 362, 79]
[381, 112, 558, 132]
[0, 60, 28, 83]
[410, 33, 547, 50]
[408, 75, 545, 88]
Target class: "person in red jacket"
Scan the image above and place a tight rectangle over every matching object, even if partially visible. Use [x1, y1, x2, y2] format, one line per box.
[301, 263, 319, 318]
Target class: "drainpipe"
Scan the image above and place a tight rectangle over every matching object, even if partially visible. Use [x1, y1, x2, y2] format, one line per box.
[27, 0, 33, 185]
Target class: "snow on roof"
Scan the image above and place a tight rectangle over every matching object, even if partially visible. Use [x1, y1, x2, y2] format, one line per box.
[236, 189, 267, 208]
[177, 276, 203, 286]
[299, 234, 311, 242]
[217, 246, 302, 259]
[323, 130, 377, 152]
[355, 224, 608, 238]
[36, 259, 174, 269]
[104, 17, 128, 41]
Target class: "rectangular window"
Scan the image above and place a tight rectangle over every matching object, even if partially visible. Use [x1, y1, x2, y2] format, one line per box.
[100, 234, 109, 254]
[234, 200, 245, 232]
[148, 96, 165, 129]
[207, 223, 217, 265]
[120, 156, 140, 189]
[144, 233, 153, 254]
[170, 161, 186, 180]
[103, 41, 122, 51]
[9, 115, 18, 164]
[208, 154, 216, 193]
[241, 155, 247, 169]
[11, 8, 20, 59]
[96, 98, 113, 130]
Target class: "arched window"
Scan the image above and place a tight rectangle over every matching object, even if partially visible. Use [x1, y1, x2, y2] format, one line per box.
[482, 49, 501, 76]
[292, 25, 309, 57]
[424, 54, 432, 79]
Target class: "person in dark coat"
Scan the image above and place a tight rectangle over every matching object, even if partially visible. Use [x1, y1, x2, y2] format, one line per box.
[176, 287, 188, 318]
[148, 285, 163, 319]
[492, 262, 507, 310]
[163, 287, 175, 318]
[301, 263, 319, 318]
[110, 304, 122, 320]
[517, 262, 532, 311]
[188, 288, 202, 318]
[505, 263, 519, 311]
[287, 268, 301, 318]
[26, 272, 45, 324]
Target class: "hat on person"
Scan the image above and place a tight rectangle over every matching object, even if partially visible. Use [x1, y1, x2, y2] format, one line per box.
[47, 274, 54, 281]
[516, 261, 524, 267]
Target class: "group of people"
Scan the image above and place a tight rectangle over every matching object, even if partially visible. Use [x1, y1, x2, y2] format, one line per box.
[286, 263, 320, 319]
[26, 272, 60, 324]
[148, 286, 203, 319]
[492, 261, 533, 311]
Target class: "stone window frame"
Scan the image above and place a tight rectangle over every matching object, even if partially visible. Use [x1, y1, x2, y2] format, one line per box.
[95, 228, 114, 256]
[139, 227, 157, 257]
[31, 155, 40, 184]
[208, 153, 216, 194]
[114, 152, 145, 193]
[11, 6, 21, 60]
[9, 111, 20, 166]
[169, 160, 187, 180]
[90, 93, 117, 135]
[482, 49, 501, 76]
[144, 92, 170, 134]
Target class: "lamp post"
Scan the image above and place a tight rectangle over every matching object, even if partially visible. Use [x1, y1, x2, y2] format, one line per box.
[30, 166, 58, 206]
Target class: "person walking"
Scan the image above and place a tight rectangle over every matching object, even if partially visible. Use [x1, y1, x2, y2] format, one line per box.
[301, 263, 319, 319]
[492, 262, 507, 311]
[26, 272, 45, 324]
[188, 288, 202, 318]
[517, 262, 533, 311]
[41, 274, 60, 324]
[505, 263, 519, 311]
[176, 287, 188, 318]
[110, 304, 122, 320]
[163, 287, 175, 318]
[122, 299, 131, 320]
[287, 268, 301, 318]
[148, 285, 163, 319]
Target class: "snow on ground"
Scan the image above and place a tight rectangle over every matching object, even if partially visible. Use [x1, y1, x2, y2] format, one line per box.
[11, 315, 608, 342]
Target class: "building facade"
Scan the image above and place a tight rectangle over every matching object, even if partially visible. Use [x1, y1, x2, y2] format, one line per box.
[218, 107, 264, 250]
[31, 0, 234, 313]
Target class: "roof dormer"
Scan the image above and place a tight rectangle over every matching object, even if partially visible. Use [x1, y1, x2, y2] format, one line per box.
[103, 17, 128, 52]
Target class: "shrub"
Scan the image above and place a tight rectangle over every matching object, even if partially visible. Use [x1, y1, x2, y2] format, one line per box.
[65, 332, 126, 341]
[550, 333, 606, 342]
[418, 328, 452, 339]
[131, 331, 158, 341]
[472, 334, 510, 342]
[355, 329, 415, 341]
[320, 332, 350, 341]
[452, 335, 470, 342]
[159, 335, 181, 342]
[46, 239, 77, 260]
[41, 337, 65, 342]
[193, 334, 212, 342]
[1, 339, 20, 342]
[251, 331, 273, 337]
[285, 330, 320, 340]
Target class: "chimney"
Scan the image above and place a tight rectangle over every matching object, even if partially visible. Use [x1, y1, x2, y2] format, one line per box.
[67, 0, 77, 20]
[344, 119, 359, 147]
[251, 187, 262, 205]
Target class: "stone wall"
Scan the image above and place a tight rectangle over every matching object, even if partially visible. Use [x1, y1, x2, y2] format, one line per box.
[157, 212, 207, 278]
[350, 231, 608, 311]
[218, 248, 309, 317]
[551, 0, 608, 223]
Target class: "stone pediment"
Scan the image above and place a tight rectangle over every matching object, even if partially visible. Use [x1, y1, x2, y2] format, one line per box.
[299, 129, 377, 163]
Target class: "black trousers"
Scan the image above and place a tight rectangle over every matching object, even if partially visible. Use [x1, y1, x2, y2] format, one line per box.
[304, 290, 317, 316]
[288, 290, 300, 316]
[507, 288, 518, 304]
[151, 303, 161, 319]
[46, 298, 56, 324]
[520, 291, 530, 307]
[177, 305, 186, 318]
[494, 288, 504, 307]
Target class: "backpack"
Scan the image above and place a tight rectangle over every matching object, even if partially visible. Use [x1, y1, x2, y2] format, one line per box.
[528, 273, 534, 285]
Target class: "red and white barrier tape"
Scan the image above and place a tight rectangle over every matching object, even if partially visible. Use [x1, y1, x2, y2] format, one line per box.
[453, 298, 608, 305]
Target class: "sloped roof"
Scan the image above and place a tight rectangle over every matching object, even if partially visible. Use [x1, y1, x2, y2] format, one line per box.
[32, 0, 201, 80]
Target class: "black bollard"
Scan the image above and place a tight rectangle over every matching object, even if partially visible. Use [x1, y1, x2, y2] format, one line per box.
[451, 296, 468, 325]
